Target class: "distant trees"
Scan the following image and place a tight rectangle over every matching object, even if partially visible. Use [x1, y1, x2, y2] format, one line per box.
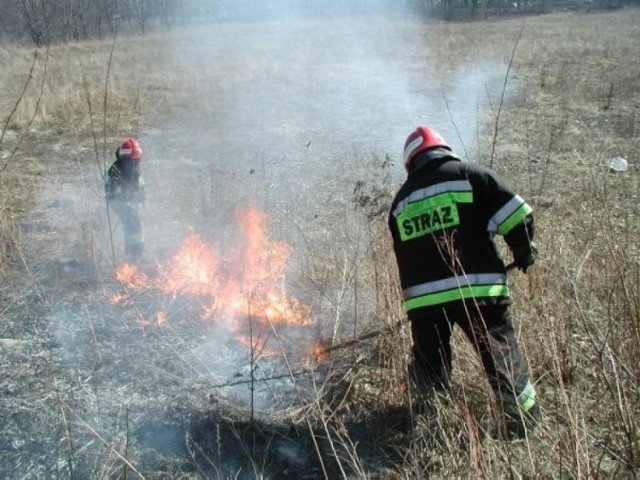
[0, 0, 183, 43]
[0, 0, 635, 44]
[411, 0, 633, 18]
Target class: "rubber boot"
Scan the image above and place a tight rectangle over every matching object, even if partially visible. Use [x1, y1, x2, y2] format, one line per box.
[498, 401, 541, 441]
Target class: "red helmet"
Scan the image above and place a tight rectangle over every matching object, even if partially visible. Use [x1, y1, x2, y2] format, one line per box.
[118, 138, 142, 160]
[403, 125, 450, 171]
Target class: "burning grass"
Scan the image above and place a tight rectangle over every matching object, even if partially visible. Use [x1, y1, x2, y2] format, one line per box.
[1, 6, 640, 478]
[110, 205, 317, 362]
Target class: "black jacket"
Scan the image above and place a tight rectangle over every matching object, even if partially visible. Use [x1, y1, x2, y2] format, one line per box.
[388, 148, 534, 316]
[105, 157, 145, 203]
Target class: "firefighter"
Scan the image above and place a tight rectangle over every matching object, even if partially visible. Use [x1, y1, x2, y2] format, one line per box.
[105, 138, 145, 262]
[388, 125, 540, 439]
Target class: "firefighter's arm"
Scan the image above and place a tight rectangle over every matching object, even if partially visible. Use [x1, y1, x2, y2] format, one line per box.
[105, 164, 124, 201]
[504, 214, 537, 273]
[468, 164, 537, 273]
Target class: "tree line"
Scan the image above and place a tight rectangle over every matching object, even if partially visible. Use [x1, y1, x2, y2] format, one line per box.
[0, 0, 634, 44]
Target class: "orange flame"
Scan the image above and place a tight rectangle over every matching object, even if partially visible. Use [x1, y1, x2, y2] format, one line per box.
[156, 310, 167, 327]
[156, 234, 219, 297]
[110, 291, 131, 306]
[114, 263, 148, 289]
[111, 206, 315, 359]
[153, 208, 311, 331]
[314, 343, 326, 363]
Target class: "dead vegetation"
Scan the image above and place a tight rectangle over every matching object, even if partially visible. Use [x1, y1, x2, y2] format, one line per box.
[1, 7, 639, 479]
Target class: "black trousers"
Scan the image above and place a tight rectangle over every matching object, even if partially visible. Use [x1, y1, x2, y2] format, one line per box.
[411, 303, 531, 407]
[110, 200, 144, 259]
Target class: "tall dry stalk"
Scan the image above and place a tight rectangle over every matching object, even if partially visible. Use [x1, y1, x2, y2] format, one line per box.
[0, 43, 38, 149]
[1, 42, 50, 172]
[488, 21, 525, 169]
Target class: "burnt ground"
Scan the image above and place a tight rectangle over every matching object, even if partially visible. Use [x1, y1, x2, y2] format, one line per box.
[0, 269, 416, 478]
[0, 108, 413, 478]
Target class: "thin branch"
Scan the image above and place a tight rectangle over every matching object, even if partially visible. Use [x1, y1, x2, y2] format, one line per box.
[100, 26, 120, 267]
[103, 24, 119, 173]
[489, 21, 526, 169]
[47, 360, 74, 477]
[0, 43, 38, 148]
[443, 91, 470, 161]
[1, 41, 50, 172]
[71, 412, 145, 478]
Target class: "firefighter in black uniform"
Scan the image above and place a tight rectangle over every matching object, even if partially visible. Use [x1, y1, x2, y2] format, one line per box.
[105, 138, 145, 262]
[388, 125, 539, 438]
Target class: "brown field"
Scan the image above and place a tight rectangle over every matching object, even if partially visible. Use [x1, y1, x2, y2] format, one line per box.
[1, 6, 639, 478]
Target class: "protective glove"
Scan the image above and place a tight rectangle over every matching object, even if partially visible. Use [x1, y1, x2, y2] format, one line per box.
[511, 243, 538, 273]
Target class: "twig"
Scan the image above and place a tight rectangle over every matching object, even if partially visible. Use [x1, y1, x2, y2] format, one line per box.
[489, 21, 526, 169]
[47, 360, 75, 477]
[264, 312, 313, 406]
[103, 25, 118, 166]
[123, 404, 129, 480]
[0, 43, 38, 149]
[210, 368, 314, 389]
[249, 299, 256, 425]
[101, 26, 119, 267]
[322, 322, 405, 355]
[1, 41, 50, 172]
[71, 412, 145, 478]
[306, 417, 329, 479]
[185, 432, 217, 476]
[83, 73, 104, 181]
[442, 90, 470, 161]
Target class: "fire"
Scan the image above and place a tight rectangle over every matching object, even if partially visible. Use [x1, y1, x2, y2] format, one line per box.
[111, 206, 315, 359]
[314, 342, 327, 363]
[110, 291, 131, 306]
[156, 310, 167, 327]
[114, 262, 148, 289]
[157, 233, 219, 297]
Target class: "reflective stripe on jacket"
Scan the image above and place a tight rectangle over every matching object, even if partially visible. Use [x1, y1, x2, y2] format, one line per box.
[403, 273, 509, 310]
[388, 149, 533, 316]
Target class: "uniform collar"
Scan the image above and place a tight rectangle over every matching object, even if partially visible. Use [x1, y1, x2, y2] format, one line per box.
[407, 148, 461, 175]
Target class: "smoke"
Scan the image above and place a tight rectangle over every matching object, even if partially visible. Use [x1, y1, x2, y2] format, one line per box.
[17, 7, 525, 472]
[48, 0, 519, 414]
[134, 4, 518, 397]
[150, 2, 514, 180]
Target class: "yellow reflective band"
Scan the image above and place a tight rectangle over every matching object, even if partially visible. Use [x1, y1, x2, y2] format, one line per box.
[504, 380, 537, 414]
[404, 284, 510, 311]
[517, 380, 536, 412]
[497, 203, 533, 235]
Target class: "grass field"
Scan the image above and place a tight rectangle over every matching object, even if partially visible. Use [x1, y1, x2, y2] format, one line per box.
[0, 6, 639, 478]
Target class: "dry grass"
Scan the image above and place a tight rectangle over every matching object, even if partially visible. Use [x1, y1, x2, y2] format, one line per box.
[1, 7, 639, 478]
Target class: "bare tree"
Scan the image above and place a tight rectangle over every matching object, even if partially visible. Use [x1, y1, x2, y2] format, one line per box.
[130, 0, 150, 34]
[157, 0, 177, 28]
[16, 0, 51, 45]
